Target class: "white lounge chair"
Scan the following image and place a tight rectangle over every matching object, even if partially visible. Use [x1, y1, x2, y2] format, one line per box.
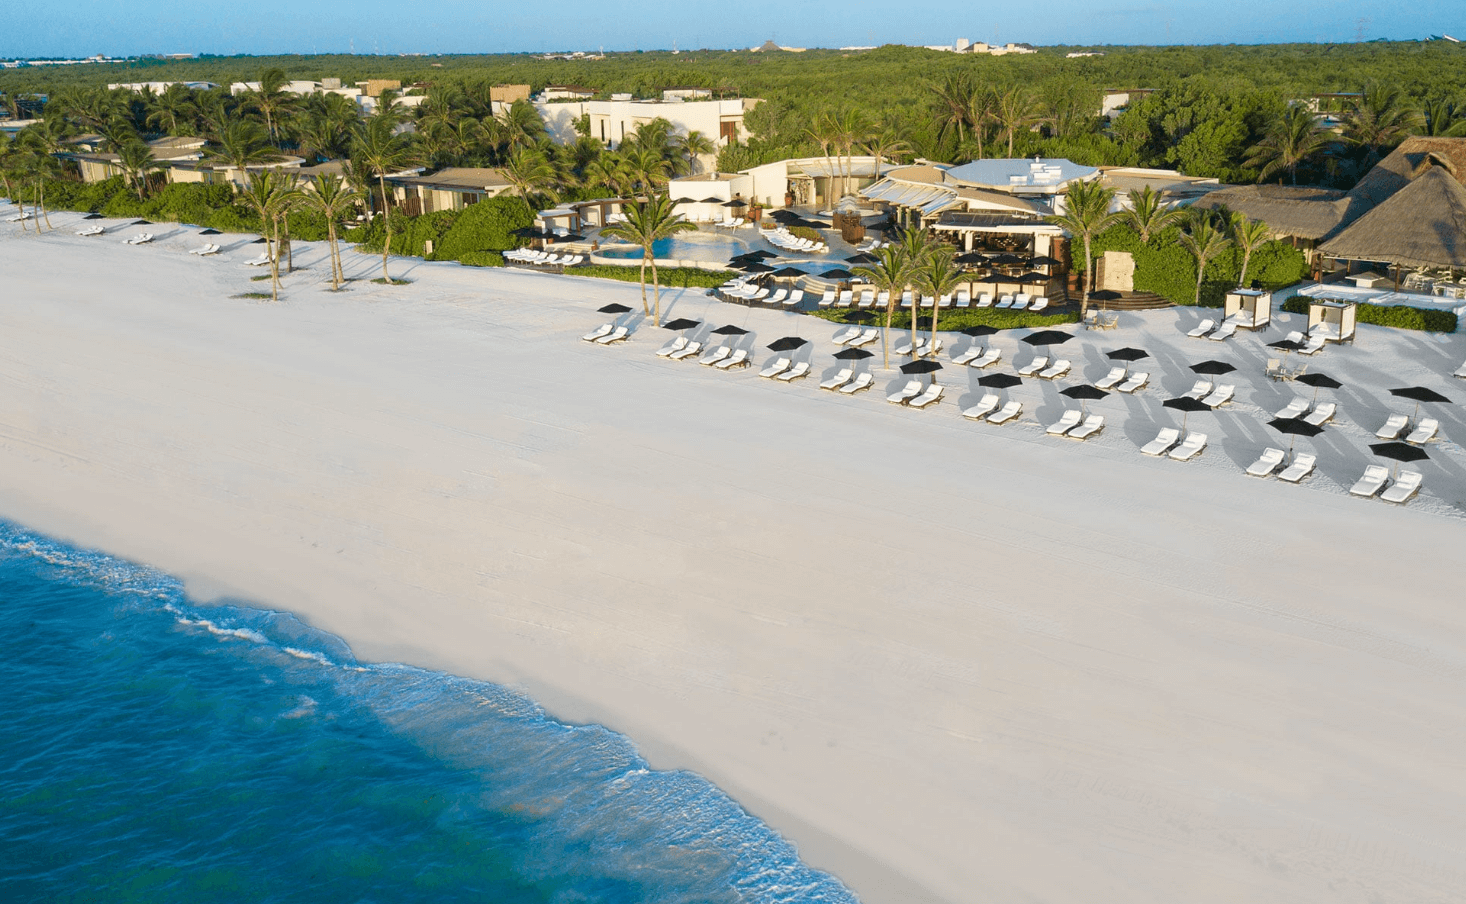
[716, 348, 749, 369]
[244, 254, 271, 267]
[893, 337, 918, 356]
[996, 295, 1015, 309]
[971, 348, 1002, 368]
[1045, 410, 1083, 435]
[1116, 371, 1149, 393]
[125, 233, 154, 245]
[1068, 415, 1105, 440]
[831, 325, 862, 345]
[1246, 448, 1287, 477]
[1187, 319, 1216, 339]
[1168, 432, 1208, 461]
[962, 393, 1000, 420]
[585, 323, 616, 343]
[699, 345, 732, 366]
[848, 329, 879, 348]
[786, 290, 804, 308]
[655, 335, 687, 355]
[1201, 383, 1235, 407]
[887, 380, 924, 403]
[838, 372, 874, 394]
[987, 401, 1023, 425]
[1302, 402, 1336, 426]
[1375, 414, 1409, 439]
[1454, 360, 1466, 379]
[839, 289, 854, 306]
[1094, 368, 1127, 391]
[76, 225, 105, 237]
[197, 244, 220, 256]
[1349, 465, 1390, 498]
[777, 361, 811, 382]
[1380, 470, 1423, 504]
[1013, 293, 1031, 310]
[1016, 356, 1049, 377]
[766, 288, 788, 306]
[1300, 335, 1327, 355]
[1038, 359, 1071, 380]
[669, 341, 703, 360]
[954, 289, 971, 308]
[1274, 397, 1310, 419]
[1208, 321, 1238, 341]
[1141, 427, 1182, 456]
[1183, 379, 1213, 401]
[1277, 454, 1317, 484]
[908, 384, 945, 409]
[1028, 297, 1049, 312]
[820, 368, 853, 390]
[759, 357, 791, 379]
[595, 326, 630, 345]
[976, 293, 994, 308]
[952, 346, 985, 366]
[1406, 418, 1439, 444]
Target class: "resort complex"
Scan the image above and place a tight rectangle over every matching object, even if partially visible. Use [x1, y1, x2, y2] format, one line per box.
[5, 40, 1466, 904]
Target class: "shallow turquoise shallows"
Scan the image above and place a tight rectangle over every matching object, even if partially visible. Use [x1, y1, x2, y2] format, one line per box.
[0, 521, 857, 904]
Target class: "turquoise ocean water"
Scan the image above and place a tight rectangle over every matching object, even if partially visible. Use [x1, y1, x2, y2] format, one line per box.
[0, 521, 858, 903]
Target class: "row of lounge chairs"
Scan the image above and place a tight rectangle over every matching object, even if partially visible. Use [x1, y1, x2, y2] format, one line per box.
[1350, 466, 1424, 503]
[819, 369, 874, 393]
[961, 395, 1022, 425]
[951, 345, 1003, 368]
[1272, 396, 1336, 427]
[1092, 368, 1150, 393]
[1140, 428, 1208, 461]
[1186, 318, 1239, 342]
[657, 336, 755, 369]
[505, 249, 584, 266]
[761, 227, 828, 253]
[123, 233, 154, 245]
[886, 380, 945, 408]
[853, 237, 886, 253]
[1374, 413, 1439, 444]
[759, 357, 811, 381]
[723, 283, 804, 307]
[582, 323, 630, 344]
[1015, 357, 1071, 380]
[714, 216, 748, 228]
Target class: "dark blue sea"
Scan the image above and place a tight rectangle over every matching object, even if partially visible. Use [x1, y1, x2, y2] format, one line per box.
[0, 521, 857, 903]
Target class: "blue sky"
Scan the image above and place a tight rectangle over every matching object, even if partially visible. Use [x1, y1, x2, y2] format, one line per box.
[6, 0, 1463, 57]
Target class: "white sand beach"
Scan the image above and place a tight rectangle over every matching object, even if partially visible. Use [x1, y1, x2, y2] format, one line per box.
[5, 215, 1466, 904]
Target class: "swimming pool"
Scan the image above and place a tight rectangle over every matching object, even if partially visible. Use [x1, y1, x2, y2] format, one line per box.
[592, 228, 846, 271]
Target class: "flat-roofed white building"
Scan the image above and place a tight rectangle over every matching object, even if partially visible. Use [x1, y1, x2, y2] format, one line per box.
[536, 97, 758, 153]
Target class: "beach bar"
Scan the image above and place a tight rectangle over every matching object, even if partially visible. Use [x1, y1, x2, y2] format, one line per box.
[1224, 288, 1272, 330]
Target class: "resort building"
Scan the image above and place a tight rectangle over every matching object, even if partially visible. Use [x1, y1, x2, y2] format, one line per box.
[387, 167, 513, 215]
[536, 96, 758, 152]
[1192, 136, 1466, 282]
[539, 85, 597, 102]
[63, 135, 208, 182]
[108, 81, 219, 93]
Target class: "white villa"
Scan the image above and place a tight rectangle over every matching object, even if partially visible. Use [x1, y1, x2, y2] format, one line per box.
[536, 94, 758, 153]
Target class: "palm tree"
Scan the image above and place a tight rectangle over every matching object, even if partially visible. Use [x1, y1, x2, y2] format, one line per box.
[1123, 185, 1182, 243]
[351, 115, 419, 283]
[1178, 213, 1232, 307]
[672, 130, 715, 175]
[804, 114, 838, 207]
[860, 128, 911, 183]
[302, 173, 365, 290]
[930, 72, 975, 148]
[0, 133, 27, 229]
[912, 242, 962, 354]
[205, 118, 279, 186]
[502, 147, 560, 214]
[493, 100, 546, 157]
[894, 228, 931, 351]
[600, 195, 697, 324]
[116, 140, 162, 200]
[990, 87, 1045, 157]
[829, 108, 869, 199]
[1046, 180, 1117, 316]
[239, 171, 300, 301]
[1245, 104, 1334, 184]
[243, 69, 294, 145]
[852, 244, 915, 371]
[1343, 84, 1424, 169]
[1229, 213, 1272, 288]
[146, 82, 198, 136]
[1421, 97, 1466, 137]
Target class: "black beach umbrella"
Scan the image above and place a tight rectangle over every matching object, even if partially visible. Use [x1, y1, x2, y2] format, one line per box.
[771, 266, 807, 278]
[1389, 386, 1450, 420]
[1370, 440, 1430, 478]
[700, 196, 723, 204]
[1296, 371, 1344, 404]
[1061, 383, 1109, 416]
[1030, 255, 1062, 268]
[845, 252, 877, 265]
[712, 324, 750, 336]
[1106, 347, 1149, 362]
[742, 262, 775, 274]
[955, 251, 988, 265]
[1190, 360, 1237, 376]
[747, 250, 777, 259]
[834, 346, 874, 361]
[989, 252, 1024, 266]
[722, 198, 748, 208]
[845, 310, 876, 323]
[1163, 395, 1213, 429]
[962, 324, 999, 338]
[132, 219, 153, 225]
[1268, 416, 1325, 455]
[661, 318, 701, 331]
[1268, 338, 1305, 353]
[1018, 271, 1050, 284]
[199, 227, 221, 235]
[900, 359, 943, 375]
[673, 197, 698, 205]
[512, 226, 541, 237]
[1021, 329, 1073, 348]
[766, 336, 808, 352]
[1089, 289, 1122, 301]
[251, 237, 268, 244]
[978, 373, 1022, 389]
[83, 213, 103, 220]
[820, 268, 853, 280]
[598, 303, 633, 314]
[771, 209, 801, 222]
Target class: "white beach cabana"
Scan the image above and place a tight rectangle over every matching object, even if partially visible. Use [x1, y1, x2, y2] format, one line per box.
[1306, 298, 1358, 343]
[1224, 288, 1272, 330]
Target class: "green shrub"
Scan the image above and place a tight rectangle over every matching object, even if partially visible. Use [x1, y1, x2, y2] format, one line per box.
[813, 306, 1079, 331]
[390, 209, 458, 257]
[1280, 295, 1457, 332]
[141, 182, 236, 225]
[564, 264, 734, 288]
[456, 251, 505, 267]
[434, 196, 533, 261]
[285, 207, 329, 242]
[101, 190, 145, 219]
[787, 225, 824, 244]
[1072, 224, 1306, 307]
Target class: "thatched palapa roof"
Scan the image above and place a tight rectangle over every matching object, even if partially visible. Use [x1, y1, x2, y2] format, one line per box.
[1320, 167, 1466, 269]
[1191, 184, 1351, 240]
[1346, 136, 1466, 208]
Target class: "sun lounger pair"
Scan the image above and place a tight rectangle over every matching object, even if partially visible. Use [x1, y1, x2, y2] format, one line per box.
[1200, 383, 1234, 407]
[831, 325, 863, 345]
[837, 372, 874, 394]
[1379, 470, 1424, 503]
[123, 233, 154, 245]
[1207, 321, 1237, 342]
[1037, 359, 1071, 380]
[1183, 379, 1212, 401]
[1302, 402, 1335, 426]
[669, 341, 703, 360]
[596, 326, 630, 345]
[1094, 368, 1127, 390]
[961, 395, 1022, 424]
[698, 345, 732, 365]
[888, 380, 924, 403]
[1274, 397, 1309, 419]
[951, 345, 988, 366]
[189, 243, 221, 256]
[1044, 410, 1104, 439]
[1115, 371, 1149, 393]
[906, 384, 944, 409]
[847, 328, 879, 348]
[76, 225, 105, 237]
[1140, 428, 1207, 460]
[820, 368, 854, 390]
[244, 254, 271, 266]
[1246, 448, 1319, 483]
[1016, 356, 1048, 377]
[1350, 465, 1391, 498]
[584, 323, 616, 342]
[760, 357, 809, 381]
[1045, 410, 1083, 435]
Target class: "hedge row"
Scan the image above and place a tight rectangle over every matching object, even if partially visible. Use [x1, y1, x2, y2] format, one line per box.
[1280, 295, 1457, 333]
[562, 264, 735, 288]
[812, 306, 1080, 331]
[1073, 224, 1308, 307]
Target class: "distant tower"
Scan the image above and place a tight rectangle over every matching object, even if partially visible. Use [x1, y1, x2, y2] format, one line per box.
[954, 37, 970, 52]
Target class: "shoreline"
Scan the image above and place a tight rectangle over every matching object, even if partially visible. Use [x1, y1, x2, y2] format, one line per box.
[6, 216, 1466, 903]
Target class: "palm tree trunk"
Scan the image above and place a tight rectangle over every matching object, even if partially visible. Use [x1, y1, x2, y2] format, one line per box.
[378, 174, 392, 282]
[930, 292, 940, 351]
[284, 218, 293, 274]
[270, 217, 282, 302]
[1238, 250, 1253, 288]
[908, 286, 918, 353]
[882, 298, 894, 370]
[638, 253, 650, 315]
[1081, 235, 1093, 317]
[651, 257, 662, 325]
[327, 221, 341, 289]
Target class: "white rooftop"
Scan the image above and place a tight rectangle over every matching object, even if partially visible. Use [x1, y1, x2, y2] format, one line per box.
[943, 157, 1098, 192]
